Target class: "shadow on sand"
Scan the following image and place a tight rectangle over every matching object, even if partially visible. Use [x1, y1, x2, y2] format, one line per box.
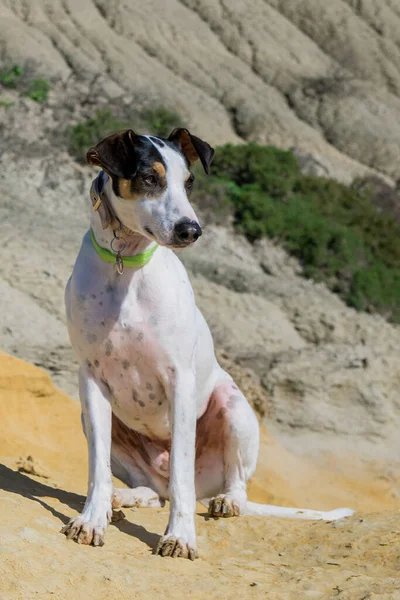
[0, 463, 160, 550]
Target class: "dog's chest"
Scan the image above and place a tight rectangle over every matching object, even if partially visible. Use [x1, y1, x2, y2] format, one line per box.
[70, 275, 192, 439]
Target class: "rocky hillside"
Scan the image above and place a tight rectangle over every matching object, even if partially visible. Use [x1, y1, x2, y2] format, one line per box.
[1, 0, 400, 183]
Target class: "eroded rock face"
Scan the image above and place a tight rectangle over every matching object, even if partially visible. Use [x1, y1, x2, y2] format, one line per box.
[1, 0, 400, 181]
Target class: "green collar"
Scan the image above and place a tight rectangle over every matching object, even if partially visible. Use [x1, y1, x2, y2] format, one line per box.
[90, 229, 159, 269]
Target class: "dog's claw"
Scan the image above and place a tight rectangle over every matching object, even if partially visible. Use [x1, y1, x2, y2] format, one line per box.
[111, 509, 126, 523]
[61, 517, 106, 546]
[208, 495, 240, 518]
[154, 535, 198, 560]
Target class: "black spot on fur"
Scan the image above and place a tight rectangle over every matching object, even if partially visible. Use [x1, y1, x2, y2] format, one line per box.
[87, 333, 97, 344]
[91, 294, 96, 299]
[216, 408, 226, 420]
[139, 400, 145, 408]
[105, 340, 113, 356]
[149, 393, 156, 401]
[137, 332, 144, 342]
[122, 360, 130, 370]
[146, 382, 153, 390]
[94, 360, 99, 368]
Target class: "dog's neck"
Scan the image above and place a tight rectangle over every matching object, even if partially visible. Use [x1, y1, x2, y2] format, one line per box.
[90, 176, 156, 257]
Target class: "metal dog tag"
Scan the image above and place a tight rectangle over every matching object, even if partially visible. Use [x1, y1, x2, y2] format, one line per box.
[116, 252, 124, 275]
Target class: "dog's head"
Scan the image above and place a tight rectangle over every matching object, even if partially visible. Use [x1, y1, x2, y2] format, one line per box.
[87, 128, 214, 249]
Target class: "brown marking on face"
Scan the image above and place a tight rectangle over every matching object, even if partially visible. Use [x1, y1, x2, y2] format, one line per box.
[116, 164, 167, 201]
[153, 161, 166, 178]
[118, 178, 141, 201]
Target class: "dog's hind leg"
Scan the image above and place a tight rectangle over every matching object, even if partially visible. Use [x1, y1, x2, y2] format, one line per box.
[196, 375, 259, 517]
[197, 375, 354, 522]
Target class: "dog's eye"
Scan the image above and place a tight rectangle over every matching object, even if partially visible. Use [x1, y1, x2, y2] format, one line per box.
[143, 175, 157, 186]
[185, 174, 195, 190]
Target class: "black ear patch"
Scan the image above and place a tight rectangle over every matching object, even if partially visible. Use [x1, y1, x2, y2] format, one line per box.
[168, 128, 215, 174]
[87, 129, 138, 179]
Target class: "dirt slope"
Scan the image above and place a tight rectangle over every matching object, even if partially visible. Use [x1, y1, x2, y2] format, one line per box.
[1, 352, 399, 600]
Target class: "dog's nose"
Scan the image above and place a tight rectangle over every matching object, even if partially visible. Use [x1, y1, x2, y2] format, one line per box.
[173, 218, 202, 245]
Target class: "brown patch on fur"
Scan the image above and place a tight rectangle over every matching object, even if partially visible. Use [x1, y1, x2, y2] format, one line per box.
[118, 178, 140, 200]
[152, 161, 166, 178]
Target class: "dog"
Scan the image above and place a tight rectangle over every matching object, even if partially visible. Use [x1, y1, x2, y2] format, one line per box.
[62, 128, 353, 559]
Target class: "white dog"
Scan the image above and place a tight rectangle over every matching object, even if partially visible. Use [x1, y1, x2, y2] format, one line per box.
[63, 128, 353, 559]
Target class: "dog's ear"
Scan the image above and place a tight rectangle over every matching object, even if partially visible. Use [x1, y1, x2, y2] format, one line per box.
[87, 129, 138, 179]
[168, 128, 215, 174]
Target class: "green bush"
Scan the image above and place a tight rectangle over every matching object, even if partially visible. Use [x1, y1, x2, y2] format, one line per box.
[0, 65, 51, 102]
[211, 143, 300, 197]
[140, 107, 181, 137]
[194, 143, 400, 322]
[0, 65, 23, 88]
[25, 78, 51, 103]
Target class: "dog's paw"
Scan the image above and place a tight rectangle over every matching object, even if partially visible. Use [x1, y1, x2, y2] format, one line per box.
[112, 487, 163, 510]
[208, 494, 240, 518]
[61, 514, 110, 546]
[154, 535, 198, 560]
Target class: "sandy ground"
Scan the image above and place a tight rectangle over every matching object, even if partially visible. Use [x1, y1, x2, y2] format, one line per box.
[0, 351, 399, 600]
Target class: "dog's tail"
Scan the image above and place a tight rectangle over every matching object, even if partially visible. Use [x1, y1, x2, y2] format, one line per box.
[242, 501, 354, 520]
[201, 499, 354, 521]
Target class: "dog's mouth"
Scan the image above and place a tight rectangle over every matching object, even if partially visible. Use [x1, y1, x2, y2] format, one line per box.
[144, 226, 154, 238]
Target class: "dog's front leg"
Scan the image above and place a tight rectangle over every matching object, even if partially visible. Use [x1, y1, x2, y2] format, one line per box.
[155, 371, 198, 560]
[61, 367, 112, 546]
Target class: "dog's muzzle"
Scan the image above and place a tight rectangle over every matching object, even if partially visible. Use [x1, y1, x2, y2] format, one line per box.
[173, 218, 202, 246]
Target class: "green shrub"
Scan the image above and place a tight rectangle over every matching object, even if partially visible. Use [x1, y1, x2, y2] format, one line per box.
[211, 143, 300, 197]
[0, 65, 23, 88]
[140, 107, 181, 137]
[25, 78, 51, 103]
[196, 143, 400, 322]
[191, 174, 235, 225]
[0, 66, 51, 102]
